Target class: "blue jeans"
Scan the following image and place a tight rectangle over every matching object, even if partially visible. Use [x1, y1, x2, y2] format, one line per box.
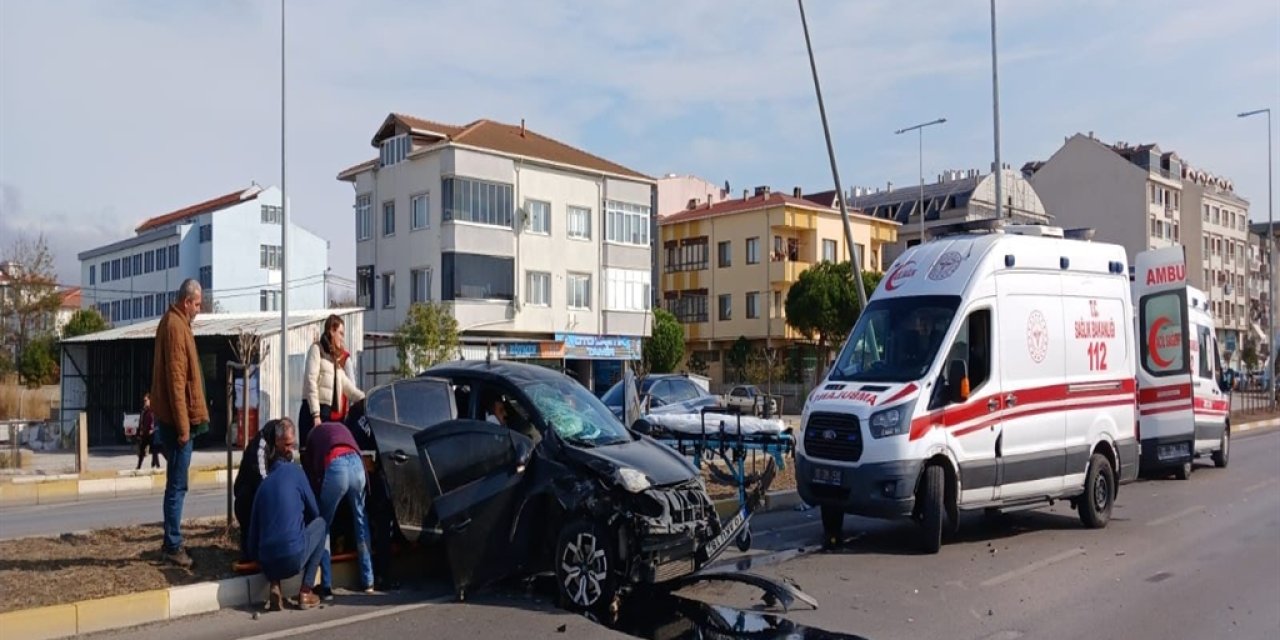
[159, 422, 193, 552]
[318, 452, 373, 588]
[297, 518, 328, 589]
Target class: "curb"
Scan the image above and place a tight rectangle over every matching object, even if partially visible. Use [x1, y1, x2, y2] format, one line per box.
[1234, 417, 1279, 433]
[713, 488, 801, 519]
[0, 466, 229, 508]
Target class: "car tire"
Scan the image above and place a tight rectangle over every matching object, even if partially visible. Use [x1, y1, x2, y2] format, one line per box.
[820, 505, 844, 549]
[1174, 460, 1192, 481]
[1078, 453, 1115, 529]
[1212, 428, 1230, 468]
[917, 464, 944, 554]
[555, 519, 619, 621]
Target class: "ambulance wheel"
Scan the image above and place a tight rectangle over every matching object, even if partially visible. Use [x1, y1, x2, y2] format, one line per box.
[820, 506, 844, 549]
[736, 529, 753, 552]
[1174, 460, 1192, 481]
[917, 464, 945, 554]
[1212, 428, 1230, 468]
[556, 519, 619, 621]
[1078, 453, 1115, 529]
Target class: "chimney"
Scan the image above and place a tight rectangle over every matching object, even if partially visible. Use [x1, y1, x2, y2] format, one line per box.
[520, 118, 526, 137]
[754, 185, 771, 197]
[687, 198, 698, 210]
[887, 181, 894, 191]
[743, 189, 750, 200]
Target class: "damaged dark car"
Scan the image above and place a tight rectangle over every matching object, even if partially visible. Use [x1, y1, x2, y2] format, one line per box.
[361, 360, 752, 615]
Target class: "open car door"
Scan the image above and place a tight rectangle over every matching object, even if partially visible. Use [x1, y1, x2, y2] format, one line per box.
[1134, 247, 1195, 469]
[413, 419, 534, 599]
[363, 377, 456, 542]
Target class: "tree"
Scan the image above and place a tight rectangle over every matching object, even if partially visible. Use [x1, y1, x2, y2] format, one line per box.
[643, 308, 684, 374]
[0, 234, 62, 364]
[1241, 337, 1259, 372]
[687, 351, 709, 378]
[726, 336, 752, 383]
[393, 302, 460, 377]
[62, 308, 109, 339]
[18, 333, 58, 387]
[785, 261, 884, 383]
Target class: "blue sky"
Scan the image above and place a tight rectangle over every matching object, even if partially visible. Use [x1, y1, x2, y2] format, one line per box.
[2, 0, 1277, 283]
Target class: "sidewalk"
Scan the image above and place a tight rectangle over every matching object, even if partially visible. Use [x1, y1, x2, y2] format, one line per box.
[0, 446, 232, 507]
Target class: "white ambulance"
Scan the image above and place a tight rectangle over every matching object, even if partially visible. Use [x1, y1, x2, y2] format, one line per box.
[796, 223, 1141, 553]
[1133, 247, 1231, 479]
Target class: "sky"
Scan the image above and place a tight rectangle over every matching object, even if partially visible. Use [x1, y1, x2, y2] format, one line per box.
[2, 0, 1278, 285]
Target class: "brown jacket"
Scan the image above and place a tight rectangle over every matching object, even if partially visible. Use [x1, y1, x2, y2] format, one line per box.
[150, 304, 209, 437]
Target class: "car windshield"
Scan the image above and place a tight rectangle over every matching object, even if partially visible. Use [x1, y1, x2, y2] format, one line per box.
[526, 378, 632, 447]
[830, 295, 961, 383]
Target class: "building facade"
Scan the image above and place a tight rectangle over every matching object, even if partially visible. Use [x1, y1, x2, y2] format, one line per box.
[1249, 222, 1277, 373]
[77, 185, 328, 326]
[337, 114, 655, 392]
[1024, 133, 1261, 369]
[659, 186, 899, 384]
[657, 174, 730, 218]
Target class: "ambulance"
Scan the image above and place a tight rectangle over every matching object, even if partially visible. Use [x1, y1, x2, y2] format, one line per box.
[1133, 247, 1231, 479]
[796, 223, 1141, 553]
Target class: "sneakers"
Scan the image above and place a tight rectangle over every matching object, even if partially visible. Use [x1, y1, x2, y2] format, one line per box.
[163, 547, 193, 569]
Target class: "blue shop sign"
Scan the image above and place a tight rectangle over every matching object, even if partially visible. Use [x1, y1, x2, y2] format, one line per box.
[555, 334, 642, 360]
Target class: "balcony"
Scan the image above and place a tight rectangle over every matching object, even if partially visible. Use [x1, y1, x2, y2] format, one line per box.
[770, 259, 813, 286]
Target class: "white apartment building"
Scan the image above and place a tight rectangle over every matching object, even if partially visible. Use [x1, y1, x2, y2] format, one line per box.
[1024, 133, 1261, 369]
[337, 114, 655, 392]
[77, 185, 329, 326]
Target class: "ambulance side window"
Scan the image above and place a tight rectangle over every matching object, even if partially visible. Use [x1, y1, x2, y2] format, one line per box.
[1197, 326, 1213, 380]
[933, 308, 991, 409]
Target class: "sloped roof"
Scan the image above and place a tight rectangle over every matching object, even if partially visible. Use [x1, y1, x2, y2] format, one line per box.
[135, 186, 263, 233]
[61, 308, 364, 344]
[660, 191, 890, 226]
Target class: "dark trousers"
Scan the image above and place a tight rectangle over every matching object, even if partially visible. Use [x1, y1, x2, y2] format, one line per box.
[297, 401, 333, 447]
[136, 439, 160, 470]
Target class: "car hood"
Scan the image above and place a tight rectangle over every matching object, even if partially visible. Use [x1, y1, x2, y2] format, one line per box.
[566, 436, 698, 487]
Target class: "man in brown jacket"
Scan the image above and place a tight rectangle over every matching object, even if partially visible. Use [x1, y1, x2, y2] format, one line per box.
[151, 279, 209, 568]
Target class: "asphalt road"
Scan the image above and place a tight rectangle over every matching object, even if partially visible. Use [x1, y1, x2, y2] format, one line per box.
[0, 488, 227, 540]
[64, 426, 1280, 639]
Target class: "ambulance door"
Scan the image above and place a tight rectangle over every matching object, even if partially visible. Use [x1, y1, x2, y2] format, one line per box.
[1192, 325, 1228, 452]
[933, 302, 999, 506]
[1134, 247, 1194, 468]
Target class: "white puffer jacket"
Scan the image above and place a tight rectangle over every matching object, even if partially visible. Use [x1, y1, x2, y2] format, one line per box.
[303, 343, 365, 418]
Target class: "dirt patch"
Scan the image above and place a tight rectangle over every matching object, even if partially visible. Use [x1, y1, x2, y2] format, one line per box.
[0, 519, 240, 613]
[702, 453, 797, 501]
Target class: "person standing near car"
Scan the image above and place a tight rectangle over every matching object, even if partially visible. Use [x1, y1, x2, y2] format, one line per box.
[135, 393, 160, 470]
[151, 279, 209, 569]
[303, 420, 374, 594]
[300, 315, 365, 445]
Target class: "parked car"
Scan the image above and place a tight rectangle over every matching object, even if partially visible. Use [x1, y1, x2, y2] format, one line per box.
[721, 385, 779, 417]
[360, 361, 747, 615]
[601, 373, 718, 420]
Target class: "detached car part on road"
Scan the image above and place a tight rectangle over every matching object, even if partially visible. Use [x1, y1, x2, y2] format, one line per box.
[359, 361, 758, 615]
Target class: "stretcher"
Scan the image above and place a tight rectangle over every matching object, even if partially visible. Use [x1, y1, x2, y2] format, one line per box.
[644, 406, 795, 552]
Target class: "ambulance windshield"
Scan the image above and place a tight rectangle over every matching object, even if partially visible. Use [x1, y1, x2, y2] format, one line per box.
[830, 295, 960, 383]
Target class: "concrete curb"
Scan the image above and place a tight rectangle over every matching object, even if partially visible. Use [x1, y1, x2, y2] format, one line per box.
[0, 466, 229, 508]
[1234, 417, 1279, 433]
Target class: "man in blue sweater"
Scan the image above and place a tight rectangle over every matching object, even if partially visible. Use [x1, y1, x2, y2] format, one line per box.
[245, 419, 330, 610]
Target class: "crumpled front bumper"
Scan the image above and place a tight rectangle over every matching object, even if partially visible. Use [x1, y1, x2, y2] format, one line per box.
[627, 482, 717, 584]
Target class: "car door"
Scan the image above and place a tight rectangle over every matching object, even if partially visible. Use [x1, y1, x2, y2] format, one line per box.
[413, 417, 534, 597]
[1134, 247, 1194, 462]
[365, 377, 456, 542]
[936, 304, 999, 505]
[1192, 325, 1228, 451]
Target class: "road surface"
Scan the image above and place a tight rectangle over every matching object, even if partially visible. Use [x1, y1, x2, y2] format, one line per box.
[0, 488, 227, 540]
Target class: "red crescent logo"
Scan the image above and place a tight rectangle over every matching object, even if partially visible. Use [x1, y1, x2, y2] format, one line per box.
[1148, 316, 1174, 368]
[885, 261, 917, 292]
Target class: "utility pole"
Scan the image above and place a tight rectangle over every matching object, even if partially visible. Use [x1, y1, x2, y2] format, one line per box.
[989, 0, 1004, 219]
[895, 118, 947, 247]
[279, 0, 290, 416]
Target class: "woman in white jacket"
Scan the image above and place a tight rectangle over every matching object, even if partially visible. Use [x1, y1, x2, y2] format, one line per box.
[299, 315, 365, 445]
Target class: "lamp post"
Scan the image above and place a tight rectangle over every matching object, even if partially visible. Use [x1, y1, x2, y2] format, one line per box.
[989, 0, 1004, 220]
[1238, 107, 1274, 408]
[279, 0, 290, 417]
[895, 118, 947, 246]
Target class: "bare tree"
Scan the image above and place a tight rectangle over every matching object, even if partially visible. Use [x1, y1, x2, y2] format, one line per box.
[0, 234, 62, 362]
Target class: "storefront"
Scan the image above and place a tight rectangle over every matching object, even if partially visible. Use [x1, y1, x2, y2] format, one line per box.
[487, 334, 642, 395]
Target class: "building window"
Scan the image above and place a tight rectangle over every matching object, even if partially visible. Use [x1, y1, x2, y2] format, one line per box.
[100, 261, 110, 282]
[718, 241, 732, 268]
[527, 271, 551, 307]
[526, 199, 550, 234]
[605, 268, 650, 311]
[356, 194, 372, 241]
[199, 224, 212, 243]
[89, 265, 96, 286]
[199, 266, 212, 290]
[111, 259, 120, 280]
[746, 292, 760, 319]
[154, 293, 165, 313]
[260, 245, 282, 270]
[122, 255, 132, 278]
[822, 239, 838, 263]
[774, 291, 782, 317]
[383, 201, 396, 236]
[110, 301, 120, 322]
[122, 300, 131, 322]
[1203, 204, 1210, 222]
[666, 237, 709, 272]
[382, 272, 396, 308]
[132, 254, 141, 275]
[260, 290, 280, 311]
[567, 273, 592, 310]
[411, 267, 433, 304]
[719, 294, 732, 321]
[155, 248, 166, 271]
[442, 177, 514, 227]
[567, 206, 591, 240]
[411, 193, 430, 230]
[143, 251, 153, 274]
[169, 245, 179, 268]
[357, 266, 374, 309]
[379, 134, 410, 167]
[667, 291, 708, 324]
[604, 200, 650, 245]
[144, 294, 153, 318]
[441, 253, 515, 301]
[261, 205, 283, 225]
[134, 297, 143, 320]
[746, 237, 760, 264]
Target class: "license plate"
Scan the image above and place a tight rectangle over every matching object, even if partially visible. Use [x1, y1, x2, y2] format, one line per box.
[812, 467, 843, 486]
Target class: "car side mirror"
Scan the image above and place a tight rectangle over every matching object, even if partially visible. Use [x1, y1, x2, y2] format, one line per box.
[631, 418, 653, 435]
[511, 435, 534, 471]
[948, 359, 970, 403]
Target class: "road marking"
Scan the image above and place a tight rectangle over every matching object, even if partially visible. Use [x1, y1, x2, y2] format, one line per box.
[1146, 505, 1204, 527]
[1243, 478, 1278, 493]
[237, 597, 453, 640]
[979, 548, 1085, 588]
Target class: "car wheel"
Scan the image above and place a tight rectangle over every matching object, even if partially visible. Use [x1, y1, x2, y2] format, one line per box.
[1078, 453, 1115, 529]
[1174, 459, 1192, 481]
[820, 505, 844, 549]
[1212, 428, 1230, 468]
[917, 464, 944, 554]
[555, 519, 619, 619]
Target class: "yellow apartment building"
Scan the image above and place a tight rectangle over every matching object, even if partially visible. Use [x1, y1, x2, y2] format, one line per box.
[659, 186, 899, 384]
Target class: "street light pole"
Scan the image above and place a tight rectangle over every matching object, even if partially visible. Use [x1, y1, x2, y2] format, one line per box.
[1238, 107, 1274, 408]
[989, 0, 1004, 219]
[279, 0, 290, 419]
[895, 118, 947, 246]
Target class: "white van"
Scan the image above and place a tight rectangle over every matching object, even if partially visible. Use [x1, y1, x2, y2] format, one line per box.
[797, 224, 1141, 552]
[1133, 248, 1231, 479]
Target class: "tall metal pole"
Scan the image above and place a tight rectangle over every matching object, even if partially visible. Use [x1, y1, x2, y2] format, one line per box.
[279, 0, 289, 417]
[797, 0, 866, 309]
[895, 118, 947, 247]
[1239, 108, 1275, 408]
[989, 0, 1004, 219]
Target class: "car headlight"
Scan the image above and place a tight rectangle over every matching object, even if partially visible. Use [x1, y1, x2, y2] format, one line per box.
[869, 401, 915, 438]
[615, 467, 652, 493]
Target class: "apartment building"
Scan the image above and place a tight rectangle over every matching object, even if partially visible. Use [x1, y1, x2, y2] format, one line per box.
[337, 113, 655, 392]
[77, 185, 328, 326]
[1024, 133, 1262, 369]
[658, 186, 899, 384]
[657, 174, 730, 218]
[1249, 222, 1277, 370]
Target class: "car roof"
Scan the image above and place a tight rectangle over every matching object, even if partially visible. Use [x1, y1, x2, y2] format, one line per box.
[422, 359, 574, 387]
